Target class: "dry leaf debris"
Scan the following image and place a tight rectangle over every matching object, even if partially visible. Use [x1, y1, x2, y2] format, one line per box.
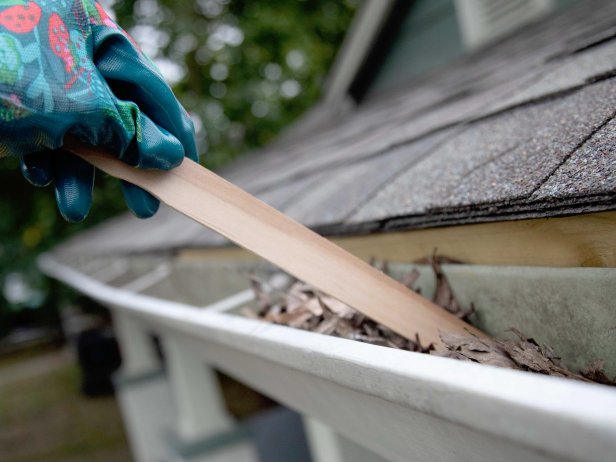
[581, 360, 616, 386]
[437, 330, 598, 382]
[247, 276, 433, 352]
[430, 256, 474, 321]
[246, 258, 614, 386]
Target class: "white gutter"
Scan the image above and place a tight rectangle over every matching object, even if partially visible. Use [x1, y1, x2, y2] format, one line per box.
[39, 252, 616, 462]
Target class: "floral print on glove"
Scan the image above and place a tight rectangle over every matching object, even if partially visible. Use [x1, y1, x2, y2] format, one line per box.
[0, 0, 198, 222]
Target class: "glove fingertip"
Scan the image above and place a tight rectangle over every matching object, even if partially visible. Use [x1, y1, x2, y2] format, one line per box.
[52, 151, 94, 223]
[54, 184, 92, 223]
[121, 181, 160, 218]
[57, 203, 90, 223]
[21, 153, 53, 187]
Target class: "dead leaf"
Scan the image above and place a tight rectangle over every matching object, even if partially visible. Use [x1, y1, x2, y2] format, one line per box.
[285, 298, 305, 313]
[400, 268, 420, 288]
[430, 253, 474, 320]
[285, 310, 314, 328]
[437, 331, 518, 369]
[315, 316, 338, 335]
[304, 297, 324, 316]
[334, 319, 355, 338]
[320, 295, 356, 319]
[582, 360, 616, 386]
[249, 276, 271, 312]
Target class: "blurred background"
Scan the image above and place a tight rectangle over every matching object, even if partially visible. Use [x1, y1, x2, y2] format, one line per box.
[0, 1, 356, 460]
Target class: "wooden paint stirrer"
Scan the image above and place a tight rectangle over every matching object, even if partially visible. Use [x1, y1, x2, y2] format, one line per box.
[65, 138, 482, 349]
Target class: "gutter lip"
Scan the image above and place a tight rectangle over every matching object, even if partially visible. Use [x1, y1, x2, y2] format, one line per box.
[38, 252, 616, 462]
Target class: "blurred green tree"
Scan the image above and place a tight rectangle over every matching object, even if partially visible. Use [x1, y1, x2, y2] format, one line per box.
[116, 0, 357, 167]
[0, 0, 357, 334]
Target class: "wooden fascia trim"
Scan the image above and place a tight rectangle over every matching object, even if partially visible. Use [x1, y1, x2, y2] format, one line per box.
[177, 211, 616, 268]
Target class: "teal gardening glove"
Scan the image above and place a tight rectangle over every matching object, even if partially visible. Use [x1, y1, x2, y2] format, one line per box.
[0, 0, 198, 221]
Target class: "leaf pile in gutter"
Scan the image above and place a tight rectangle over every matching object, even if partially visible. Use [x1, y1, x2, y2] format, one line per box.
[244, 275, 433, 353]
[244, 257, 615, 386]
[439, 330, 593, 382]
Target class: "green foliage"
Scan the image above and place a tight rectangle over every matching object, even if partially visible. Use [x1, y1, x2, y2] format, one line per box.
[117, 0, 357, 168]
[0, 0, 356, 325]
[0, 158, 126, 333]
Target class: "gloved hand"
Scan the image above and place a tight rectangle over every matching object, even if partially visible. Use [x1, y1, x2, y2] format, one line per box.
[0, 0, 198, 222]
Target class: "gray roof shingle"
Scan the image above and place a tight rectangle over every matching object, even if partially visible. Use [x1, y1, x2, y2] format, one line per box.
[349, 80, 616, 227]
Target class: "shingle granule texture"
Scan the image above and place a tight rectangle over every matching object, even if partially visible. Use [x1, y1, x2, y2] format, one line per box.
[532, 118, 616, 200]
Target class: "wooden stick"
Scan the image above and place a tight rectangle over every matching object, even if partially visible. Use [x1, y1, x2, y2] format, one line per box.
[65, 139, 483, 348]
